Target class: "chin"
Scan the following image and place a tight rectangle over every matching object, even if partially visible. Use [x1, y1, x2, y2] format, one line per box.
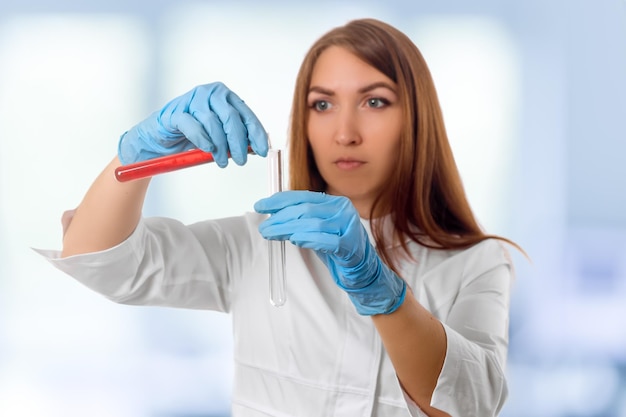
[329, 185, 374, 203]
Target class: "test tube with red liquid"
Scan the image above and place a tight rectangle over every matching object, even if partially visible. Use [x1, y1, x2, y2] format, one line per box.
[114, 146, 254, 182]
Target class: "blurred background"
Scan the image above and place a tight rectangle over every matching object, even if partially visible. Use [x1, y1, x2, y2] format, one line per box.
[0, 0, 624, 416]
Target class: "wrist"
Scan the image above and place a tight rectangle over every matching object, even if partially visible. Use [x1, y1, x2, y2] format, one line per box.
[117, 126, 161, 165]
[338, 255, 407, 316]
[117, 130, 136, 165]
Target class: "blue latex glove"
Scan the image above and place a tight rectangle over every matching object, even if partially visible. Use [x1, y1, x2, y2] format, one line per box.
[254, 191, 406, 315]
[118, 82, 269, 167]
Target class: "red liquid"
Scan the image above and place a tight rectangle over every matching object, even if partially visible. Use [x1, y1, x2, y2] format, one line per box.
[115, 147, 254, 182]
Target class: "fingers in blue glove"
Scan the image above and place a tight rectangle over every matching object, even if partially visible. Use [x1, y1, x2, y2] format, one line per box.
[176, 83, 268, 167]
[225, 89, 269, 161]
[254, 190, 332, 214]
[255, 191, 363, 263]
[138, 82, 268, 168]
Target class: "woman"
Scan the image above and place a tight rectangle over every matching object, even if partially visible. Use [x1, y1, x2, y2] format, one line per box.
[42, 18, 516, 417]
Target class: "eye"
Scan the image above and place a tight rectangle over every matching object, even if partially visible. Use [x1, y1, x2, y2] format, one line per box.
[366, 97, 390, 108]
[311, 100, 332, 112]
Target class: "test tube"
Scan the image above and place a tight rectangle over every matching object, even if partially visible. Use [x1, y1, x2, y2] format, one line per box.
[268, 149, 286, 307]
[114, 146, 254, 182]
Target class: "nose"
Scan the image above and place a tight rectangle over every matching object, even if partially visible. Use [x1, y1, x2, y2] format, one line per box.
[334, 107, 362, 146]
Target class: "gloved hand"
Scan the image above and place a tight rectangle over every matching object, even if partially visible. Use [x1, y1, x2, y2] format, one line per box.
[118, 82, 269, 167]
[254, 191, 406, 315]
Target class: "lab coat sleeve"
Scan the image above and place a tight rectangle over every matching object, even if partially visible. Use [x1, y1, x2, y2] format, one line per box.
[35, 214, 260, 312]
[408, 240, 513, 417]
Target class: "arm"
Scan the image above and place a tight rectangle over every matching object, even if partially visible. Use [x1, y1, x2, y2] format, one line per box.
[372, 293, 450, 417]
[61, 157, 150, 257]
[376, 249, 512, 417]
[61, 82, 268, 258]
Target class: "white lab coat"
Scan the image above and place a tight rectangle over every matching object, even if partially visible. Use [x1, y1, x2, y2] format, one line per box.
[37, 212, 513, 417]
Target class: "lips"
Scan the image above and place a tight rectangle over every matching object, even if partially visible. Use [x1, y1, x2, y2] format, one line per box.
[334, 157, 365, 170]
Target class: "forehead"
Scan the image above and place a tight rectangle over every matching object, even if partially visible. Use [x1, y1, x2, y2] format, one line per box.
[309, 46, 393, 88]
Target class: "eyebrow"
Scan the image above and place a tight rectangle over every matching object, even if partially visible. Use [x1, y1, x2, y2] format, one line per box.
[308, 81, 397, 96]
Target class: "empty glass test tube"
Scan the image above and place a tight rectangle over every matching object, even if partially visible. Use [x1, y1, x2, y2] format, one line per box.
[268, 149, 286, 307]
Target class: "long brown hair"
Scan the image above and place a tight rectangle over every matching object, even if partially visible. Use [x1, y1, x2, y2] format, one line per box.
[288, 18, 521, 274]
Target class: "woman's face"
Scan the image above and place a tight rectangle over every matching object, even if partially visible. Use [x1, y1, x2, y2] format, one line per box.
[306, 46, 403, 218]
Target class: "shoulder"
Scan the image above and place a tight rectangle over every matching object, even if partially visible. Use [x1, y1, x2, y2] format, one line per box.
[457, 238, 512, 271]
[405, 238, 514, 319]
[405, 238, 513, 285]
[436, 238, 509, 267]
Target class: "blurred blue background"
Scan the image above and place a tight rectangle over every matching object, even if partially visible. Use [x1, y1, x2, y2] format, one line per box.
[1, 0, 625, 416]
